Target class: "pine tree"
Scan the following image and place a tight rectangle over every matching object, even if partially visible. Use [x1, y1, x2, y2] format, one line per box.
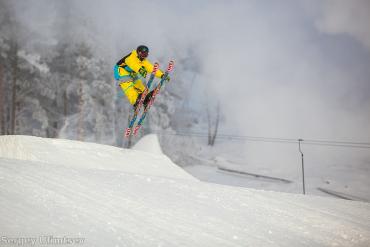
[57, 42, 115, 144]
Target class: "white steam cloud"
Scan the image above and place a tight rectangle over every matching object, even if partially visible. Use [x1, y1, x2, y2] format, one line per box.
[7, 0, 370, 170]
[315, 0, 370, 51]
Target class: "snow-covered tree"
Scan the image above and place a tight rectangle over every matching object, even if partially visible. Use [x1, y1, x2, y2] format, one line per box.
[0, 0, 210, 151]
[12, 49, 50, 136]
[58, 43, 116, 144]
[0, 0, 21, 135]
[0, 0, 11, 134]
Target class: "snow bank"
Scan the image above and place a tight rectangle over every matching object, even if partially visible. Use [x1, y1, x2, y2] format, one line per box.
[0, 135, 195, 181]
[0, 135, 370, 246]
[132, 134, 164, 155]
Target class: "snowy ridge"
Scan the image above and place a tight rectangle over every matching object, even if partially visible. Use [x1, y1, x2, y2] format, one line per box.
[317, 187, 369, 202]
[0, 135, 194, 181]
[132, 134, 164, 155]
[0, 135, 370, 246]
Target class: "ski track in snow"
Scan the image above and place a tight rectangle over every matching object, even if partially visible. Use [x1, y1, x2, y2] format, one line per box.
[0, 135, 370, 247]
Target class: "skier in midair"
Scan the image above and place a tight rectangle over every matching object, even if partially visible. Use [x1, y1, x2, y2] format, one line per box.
[114, 45, 169, 108]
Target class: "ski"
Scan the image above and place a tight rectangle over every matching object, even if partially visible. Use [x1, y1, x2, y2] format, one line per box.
[124, 62, 159, 138]
[133, 60, 175, 136]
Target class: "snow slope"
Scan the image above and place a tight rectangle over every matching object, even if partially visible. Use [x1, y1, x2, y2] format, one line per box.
[0, 135, 194, 181]
[132, 134, 164, 156]
[175, 139, 370, 201]
[0, 135, 370, 247]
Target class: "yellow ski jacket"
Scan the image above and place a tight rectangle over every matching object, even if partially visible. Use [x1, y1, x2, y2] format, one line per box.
[116, 50, 163, 79]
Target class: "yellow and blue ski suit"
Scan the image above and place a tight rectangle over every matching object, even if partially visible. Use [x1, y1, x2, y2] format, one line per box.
[114, 50, 164, 105]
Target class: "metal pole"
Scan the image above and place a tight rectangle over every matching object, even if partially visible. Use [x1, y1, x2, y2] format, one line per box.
[298, 139, 306, 194]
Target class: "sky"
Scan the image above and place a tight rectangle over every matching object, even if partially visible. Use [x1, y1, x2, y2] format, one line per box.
[9, 0, 370, 152]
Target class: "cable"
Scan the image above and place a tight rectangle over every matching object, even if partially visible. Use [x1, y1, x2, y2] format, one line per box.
[150, 129, 370, 149]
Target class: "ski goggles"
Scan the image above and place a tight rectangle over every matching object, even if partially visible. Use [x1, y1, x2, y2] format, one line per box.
[138, 51, 148, 59]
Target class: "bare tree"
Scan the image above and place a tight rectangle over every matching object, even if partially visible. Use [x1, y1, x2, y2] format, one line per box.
[0, 0, 5, 134]
[0, 64, 4, 134]
[207, 101, 220, 146]
[77, 79, 84, 141]
[0, 0, 20, 135]
[10, 41, 18, 134]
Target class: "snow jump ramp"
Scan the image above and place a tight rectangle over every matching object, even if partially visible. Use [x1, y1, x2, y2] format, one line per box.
[0, 135, 370, 247]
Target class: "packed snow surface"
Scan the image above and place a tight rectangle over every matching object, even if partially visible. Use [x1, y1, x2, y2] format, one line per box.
[132, 134, 164, 155]
[0, 135, 370, 247]
[0, 135, 194, 181]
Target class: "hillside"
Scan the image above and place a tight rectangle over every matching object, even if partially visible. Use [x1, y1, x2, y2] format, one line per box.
[0, 135, 369, 246]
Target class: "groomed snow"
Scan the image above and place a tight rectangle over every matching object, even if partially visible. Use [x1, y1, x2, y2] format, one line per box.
[0, 135, 370, 247]
[132, 134, 164, 156]
[0, 135, 195, 181]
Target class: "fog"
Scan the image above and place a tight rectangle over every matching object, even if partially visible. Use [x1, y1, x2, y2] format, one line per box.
[6, 0, 370, 169]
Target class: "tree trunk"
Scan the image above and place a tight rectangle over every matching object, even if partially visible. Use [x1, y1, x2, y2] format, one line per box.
[64, 89, 68, 117]
[0, 64, 4, 135]
[10, 42, 18, 135]
[207, 105, 212, 145]
[57, 88, 68, 137]
[77, 80, 84, 141]
[210, 102, 220, 146]
[207, 101, 220, 146]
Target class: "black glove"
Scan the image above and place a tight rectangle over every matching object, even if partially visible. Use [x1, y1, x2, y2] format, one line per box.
[129, 71, 137, 78]
[161, 74, 170, 82]
[138, 66, 148, 78]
